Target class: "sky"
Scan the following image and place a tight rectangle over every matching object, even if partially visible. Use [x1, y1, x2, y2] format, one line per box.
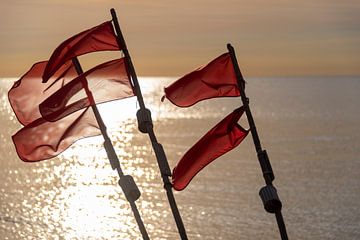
[0, 0, 359, 77]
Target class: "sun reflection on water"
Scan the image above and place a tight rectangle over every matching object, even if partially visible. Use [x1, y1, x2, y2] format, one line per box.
[2, 77, 274, 239]
[30, 77, 242, 239]
[2, 77, 360, 239]
[46, 116, 146, 239]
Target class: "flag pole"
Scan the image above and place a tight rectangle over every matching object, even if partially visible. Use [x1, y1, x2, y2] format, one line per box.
[227, 44, 289, 240]
[71, 57, 150, 240]
[110, 8, 188, 240]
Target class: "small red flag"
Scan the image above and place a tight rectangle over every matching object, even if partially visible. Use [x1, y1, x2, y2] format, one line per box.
[162, 53, 243, 107]
[42, 21, 119, 83]
[39, 58, 134, 122]
[172, 107, 249, 191]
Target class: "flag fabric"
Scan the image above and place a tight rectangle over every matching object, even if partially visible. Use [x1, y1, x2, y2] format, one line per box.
[12, 107, 100, 162]
[172, 107, 249, 191]
[42, 21, 119, 83]
[8, 20, 131, 162]
[9, 62, 101, 161]
[39, 58, 134, 122]
[162, 53, 243, 107]
[8, 60, 77, 126]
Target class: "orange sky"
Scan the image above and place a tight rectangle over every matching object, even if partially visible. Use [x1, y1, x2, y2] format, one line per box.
[1, 0, 359, 77]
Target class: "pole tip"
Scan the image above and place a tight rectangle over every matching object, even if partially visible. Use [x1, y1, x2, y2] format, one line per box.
[227, 43, 233, 50]
[110, 8, 116, 16]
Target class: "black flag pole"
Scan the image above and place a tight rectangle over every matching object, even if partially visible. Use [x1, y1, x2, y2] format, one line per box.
[71, 57, 150, 240]
[110, 8, 188, 240]
[227, 44, 289, 240]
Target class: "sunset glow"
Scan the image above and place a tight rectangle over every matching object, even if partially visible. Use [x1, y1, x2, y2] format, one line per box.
[1, 0, 359, 77]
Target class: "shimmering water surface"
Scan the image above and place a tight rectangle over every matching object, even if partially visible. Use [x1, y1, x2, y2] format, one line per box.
[1, 77, 360, 239]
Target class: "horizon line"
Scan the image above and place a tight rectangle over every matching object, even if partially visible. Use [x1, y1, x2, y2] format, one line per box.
[1, 74, 360, 80]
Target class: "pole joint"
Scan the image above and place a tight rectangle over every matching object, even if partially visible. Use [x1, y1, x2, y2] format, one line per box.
[259, 185, 282, 213]
[136, 108, 153, 133]
[245, 97, 249, 105]
[104, 139, 120, 170]
[257, 150, 275, 184]
[163, 181, 173, 190]
[240, 96, 249, 107]
[119, 175, 141, 202]
[152, 143, 172, 177]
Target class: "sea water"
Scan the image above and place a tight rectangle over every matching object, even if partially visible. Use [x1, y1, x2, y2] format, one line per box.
[0, 76, 359, 239]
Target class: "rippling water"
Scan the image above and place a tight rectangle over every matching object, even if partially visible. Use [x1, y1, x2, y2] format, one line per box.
[1, 76, 360, 239]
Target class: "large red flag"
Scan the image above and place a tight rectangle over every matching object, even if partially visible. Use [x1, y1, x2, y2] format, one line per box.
[8, 62, 101, 161]
[172, 107, 249, 191]
[162, 53, 243, 107]
[42, 21, 119, 83]
[8, 61, 77, 126]
[12, 108, 100, 162]
[9, 58, 131, 161]
[39, 58, 134, 122]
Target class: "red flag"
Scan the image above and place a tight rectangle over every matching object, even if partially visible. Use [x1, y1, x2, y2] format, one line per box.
[8, 62, 101, 161]
[12, 108, 100, 162]
[172, 107, 249, 191]
[9, 58, 131, 161]
[42, 21, 119, 83]
[39, 58, 134, 122]
[9, 61, 77, 126]
[162, 53, 243, 107]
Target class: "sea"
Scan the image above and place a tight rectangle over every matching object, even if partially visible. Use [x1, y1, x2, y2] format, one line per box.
[0, 76, 359, 240]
